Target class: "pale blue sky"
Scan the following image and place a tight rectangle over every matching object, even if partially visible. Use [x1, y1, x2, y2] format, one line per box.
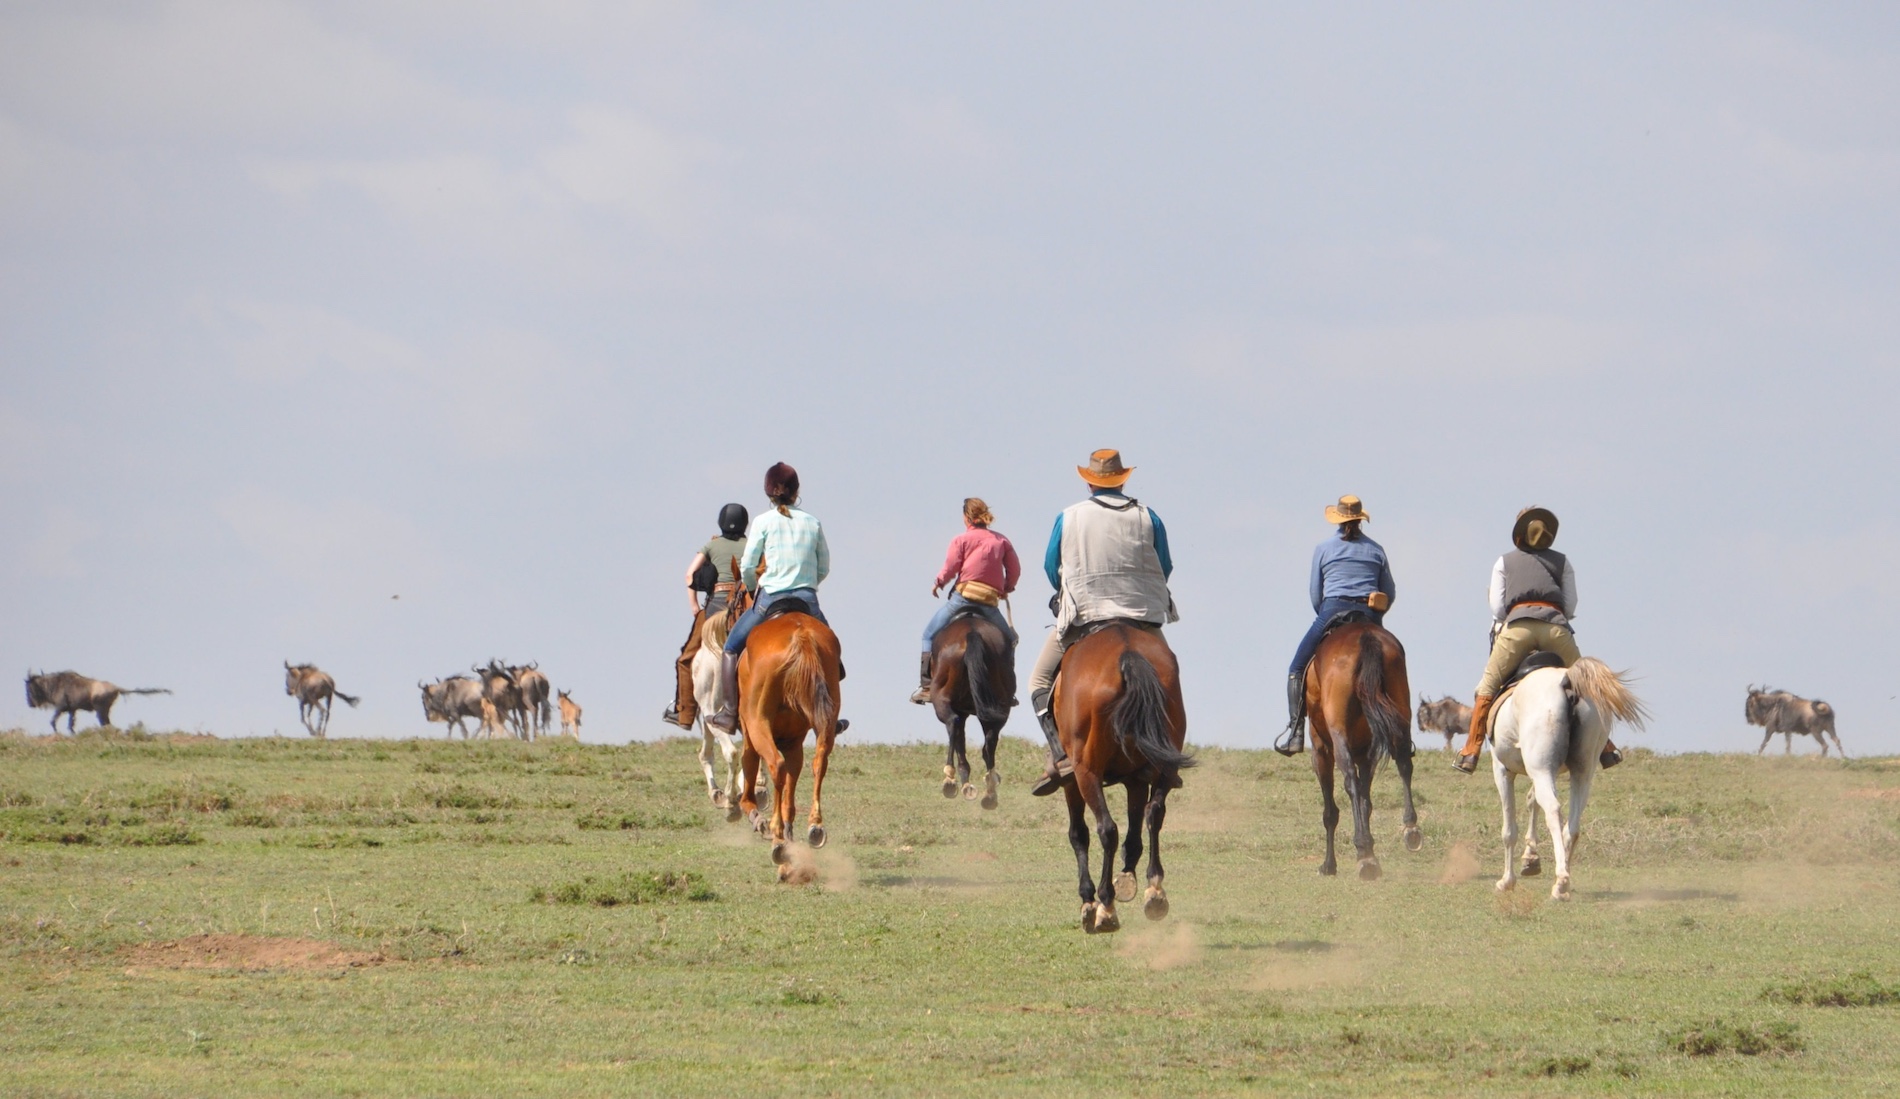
[3, 2, 1896, 752]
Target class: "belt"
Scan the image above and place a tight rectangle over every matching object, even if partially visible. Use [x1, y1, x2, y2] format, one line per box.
[712, 582, 739, 593]
[1511, 600, 1560, 611]
[1339, 595, 1371, 605]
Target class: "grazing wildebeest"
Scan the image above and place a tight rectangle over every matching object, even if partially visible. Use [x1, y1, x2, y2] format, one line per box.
[1746, 685, 1844, 757]
[510, 663, 552, 740]
[1305, 621, 1419, 881]
[419, 676, 485, 739]
[24, 670, 171, 734]
[557, 690, 582, 738]
[284, 662, 359, 738]
[1491, 658, 1647, 899]
[926, 609, 1014, 809]
[1416, 695, 1471, 752]
[474, 660, 527, 739]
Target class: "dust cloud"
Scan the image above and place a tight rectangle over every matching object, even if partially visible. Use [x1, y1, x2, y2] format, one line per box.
[1114, 921, 1202, 971]
[1438, 842, 1482, 884]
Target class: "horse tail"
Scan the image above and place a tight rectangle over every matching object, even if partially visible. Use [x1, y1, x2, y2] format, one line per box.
[1565, 657, 1648, 730]
[782, 625, 839, 734]
[960, 624, 1009, 728]
[1113, 649, 1195, 777]
[334, 691, 361, 708]
[1352, 630, 1408, 766]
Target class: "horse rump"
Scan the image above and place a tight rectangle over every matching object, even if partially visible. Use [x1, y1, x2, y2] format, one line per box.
[1352, 629, 1409, 765]
[1112, 650, 1194, 779]
[957, 620, 1010, 729]
[779, 624, 839, 734]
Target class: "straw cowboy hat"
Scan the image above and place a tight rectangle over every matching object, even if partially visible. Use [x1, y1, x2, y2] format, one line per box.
[1324, 495, 1370, 524]
[1512, 506, 1559, 550]
[1077, 449, 1134, 488]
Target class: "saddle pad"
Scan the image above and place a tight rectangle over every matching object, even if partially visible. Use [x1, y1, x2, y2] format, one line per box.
[1487, 653, 1570, 739]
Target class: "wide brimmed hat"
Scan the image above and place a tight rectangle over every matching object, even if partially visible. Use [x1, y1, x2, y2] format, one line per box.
[1512, 506, 1559, 550]
[1324, 495, 1370, 524]
[1077, 449, 1134, 488]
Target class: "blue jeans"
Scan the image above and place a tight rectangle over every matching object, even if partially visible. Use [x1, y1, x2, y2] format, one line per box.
[724, 588, 827, 655]
[921, 592, 1016, 652]
[1290, 598, 1384, 676]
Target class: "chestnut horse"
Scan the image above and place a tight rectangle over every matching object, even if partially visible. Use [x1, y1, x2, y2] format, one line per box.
[734, 610, 845, 877]
[926, 611, 1014, 809]
[1053, 623, 1192, 934]
[1305, 619, 1419, 880]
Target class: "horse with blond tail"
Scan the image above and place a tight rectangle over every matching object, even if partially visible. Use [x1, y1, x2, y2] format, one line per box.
[1490, 656, 1647, 900]
[734, 610, 845, 878]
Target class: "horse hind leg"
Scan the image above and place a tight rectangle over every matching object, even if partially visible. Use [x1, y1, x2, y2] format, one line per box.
[1527, 769, 1570, 899]
[1064, 784, 1098, 929]
[1495, 768, 1521, 892]
[1519, 791, 1542, 877]
[1350, 745, 1380, 881]
[1392, 736, 1423, 852]
[1314, 734, 1341, 877]
[698, 726, 722, 805]
[1142, 785, 1170, 921]
[1078, 767, 1121, 934]
[943, 715, 966, 798]
[978, 720, 1001, 810]
[1115, 782, 1147, 903]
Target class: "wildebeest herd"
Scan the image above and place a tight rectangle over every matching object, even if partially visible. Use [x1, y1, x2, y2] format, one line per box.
[22, 661, 584, 742]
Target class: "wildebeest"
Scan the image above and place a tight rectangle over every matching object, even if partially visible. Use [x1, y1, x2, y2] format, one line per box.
[419, 676, 486, 739]
[1416, 695, 1472, 752]
[284, 662, 359, 738]
[474, 660, 527, 739]
[1746, 685, 1844, 757]
[478, 698, 506, 740]
[512, 663, 553, 739]
[24, 670, 171, 734]
[557, 690, 582, 738]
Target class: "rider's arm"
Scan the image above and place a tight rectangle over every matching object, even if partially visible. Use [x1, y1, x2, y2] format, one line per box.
[1148, 509, 1173, 579]
[1001, 536, 1022, 594]
[740, 522, 767, 592]
[1309, 543, 1326, 612]
[685, 552, 709, 613]
[1561, 559, 1577, 621]
[935, 534, 965, 592]
[1043, 514, 1064, 589]
[814, 524, 830, 585]
[1377, 553, 1396, 603]
[1488, 557, 1507, 623]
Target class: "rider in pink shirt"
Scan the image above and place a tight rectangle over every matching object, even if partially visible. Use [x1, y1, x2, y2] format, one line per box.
[910, 498, 1021, 704]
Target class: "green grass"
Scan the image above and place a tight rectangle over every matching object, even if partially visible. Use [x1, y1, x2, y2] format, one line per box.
[2, 728, 1898, 1096]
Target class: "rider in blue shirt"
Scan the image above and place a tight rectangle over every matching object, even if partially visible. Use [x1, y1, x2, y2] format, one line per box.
[1275, 495, 1395, 755]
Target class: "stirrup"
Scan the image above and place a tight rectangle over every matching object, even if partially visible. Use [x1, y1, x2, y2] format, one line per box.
[1599, 746, 1622, 770]
[1029, 756, 1074, 798]
[705, 708, 737, 734]
[908, 686, 930, 705]
[1273, 725, 1305, 757]
[1452, 751, 1479, 775]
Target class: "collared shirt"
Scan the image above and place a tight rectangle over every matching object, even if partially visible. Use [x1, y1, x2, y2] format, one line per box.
[1309, 532, 1395, 611]
[741, 506, 830, 594]
[1043, 488, 1173, 589]
[935, 527, 1021, 593]
[1488, 554, 1577, 624]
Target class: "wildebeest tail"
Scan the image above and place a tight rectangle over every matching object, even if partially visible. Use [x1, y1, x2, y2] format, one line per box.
[960, 625, 1009, 728]
[782, 626, 839, 734]
[335, 691, 362, 708]
[121, 687, 173, 696]
[1113, 650, 1195, 776]
[538, 697, 552, 728]
[1352, 630, 1408, 767]
[1565, 657, 1648, 730]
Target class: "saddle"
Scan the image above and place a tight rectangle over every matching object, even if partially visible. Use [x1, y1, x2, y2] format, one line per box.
[760, 593, 818, 622]
[1486, 650, 1570, 738]
[1298, 608, 1379, 680]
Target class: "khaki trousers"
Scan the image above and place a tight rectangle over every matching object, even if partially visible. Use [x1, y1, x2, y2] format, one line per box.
[1028, 622, 1166, 702]
[1476, 620, 1579, 697]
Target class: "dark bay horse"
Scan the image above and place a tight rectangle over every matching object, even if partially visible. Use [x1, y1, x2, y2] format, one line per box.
[734, 611, 845, 878]
[1052, 623, 1193, 934]
[926, 611, 1014, 809]
[1306, 619, 1418, 880]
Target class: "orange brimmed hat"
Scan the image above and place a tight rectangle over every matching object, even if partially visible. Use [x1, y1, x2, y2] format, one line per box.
[1077, 449, 1133, 488]
[1324, 495, 1369, 524]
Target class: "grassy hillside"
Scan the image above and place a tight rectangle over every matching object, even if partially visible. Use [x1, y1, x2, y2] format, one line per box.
[3, 727, 1899, 1097]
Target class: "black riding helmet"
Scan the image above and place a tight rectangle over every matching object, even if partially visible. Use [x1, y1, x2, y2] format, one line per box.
[718, 503, 749, 540]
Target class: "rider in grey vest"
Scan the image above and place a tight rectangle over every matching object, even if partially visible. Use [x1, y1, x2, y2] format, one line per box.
[1027, 449, 1177, 796]
[1453, 506, 1621, 773]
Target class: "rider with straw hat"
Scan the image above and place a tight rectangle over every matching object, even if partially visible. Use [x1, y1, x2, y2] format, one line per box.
[1027, 449, 1177, 796]
[1453, 506, 1619, 773]
[1276, 495, 1395, 756]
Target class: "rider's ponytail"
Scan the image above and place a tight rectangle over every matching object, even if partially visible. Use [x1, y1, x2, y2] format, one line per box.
[963, 497, 993, 528]
[764, 462, 800, 515]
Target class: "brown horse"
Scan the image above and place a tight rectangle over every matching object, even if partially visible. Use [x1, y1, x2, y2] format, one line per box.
[926, 611, 1014, 809]
[1052, 623, 1193, 934]
[734, 611, 845, 877]
[1306, 619, 1418, 880]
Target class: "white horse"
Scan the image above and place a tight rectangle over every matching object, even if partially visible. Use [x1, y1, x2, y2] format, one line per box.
[693, 608, 746, 816]
[1490, 657, 1647, 900]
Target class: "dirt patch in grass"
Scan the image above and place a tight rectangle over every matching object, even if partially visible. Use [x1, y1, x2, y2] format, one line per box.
[122, 934, 385, 972]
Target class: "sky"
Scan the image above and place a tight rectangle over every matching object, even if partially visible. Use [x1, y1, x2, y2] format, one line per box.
[3, 2, 1897, 754]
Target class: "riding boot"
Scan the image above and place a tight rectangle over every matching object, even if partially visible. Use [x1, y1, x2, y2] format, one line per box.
[908, 653, 932, 705]
[1273, 672, 1307, 756]
[1599, 737, 1623, 770]
[705, 653, 741, 733]
[1028, 688, 1073, 798]
[1453, 694, 1494, 774]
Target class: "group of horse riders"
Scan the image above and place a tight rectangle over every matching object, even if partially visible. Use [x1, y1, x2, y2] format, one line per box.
[661, 451, 1612, 778]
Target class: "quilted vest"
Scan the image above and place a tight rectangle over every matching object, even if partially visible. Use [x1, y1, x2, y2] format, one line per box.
[1500, 548, 1569, 627]
[1055, 496, 1176, 633]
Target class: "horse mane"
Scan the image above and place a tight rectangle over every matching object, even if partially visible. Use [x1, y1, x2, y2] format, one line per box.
[701, 608, 734, 651]
[1566, 657, 1648, 730]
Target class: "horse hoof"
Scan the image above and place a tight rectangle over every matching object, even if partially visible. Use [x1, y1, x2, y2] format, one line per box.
[1093, 906, 1121, 934]
[1318, 863, 1337, 878]
[1114, 872, 1138, 903]
[1402, 827, 1423, 853]
[712, 790, 728, 809]
[941, 781, 958, 799]
[1143, 888, 1169, 922]
[807, 825, 827, 849]
[1081, 903, 1098, 933]
[725, 804, 743, 824]
[980, 793, 998, 811]
[1358, 859, 1382, 882]
[962, 783, 977, 800]
[1520, 856, 1543, 877]
[1552, 877, 1572, 901]
[770, 842, 789, 865]
[1496, 878, 1516, 893]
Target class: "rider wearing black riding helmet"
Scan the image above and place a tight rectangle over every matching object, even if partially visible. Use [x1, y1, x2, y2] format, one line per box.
[662, 503, 750, 728]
